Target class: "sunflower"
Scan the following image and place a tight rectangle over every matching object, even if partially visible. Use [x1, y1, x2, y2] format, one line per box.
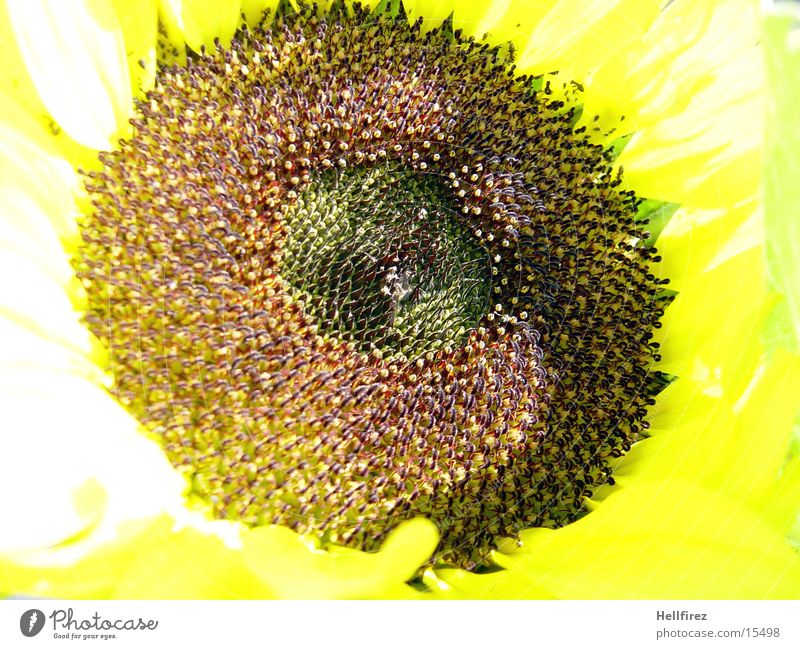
[0, 0, 798, 599]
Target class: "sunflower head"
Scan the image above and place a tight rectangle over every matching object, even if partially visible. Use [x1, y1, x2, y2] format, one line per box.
[72, 1, 666, 568]
[1, 0, 799, 600]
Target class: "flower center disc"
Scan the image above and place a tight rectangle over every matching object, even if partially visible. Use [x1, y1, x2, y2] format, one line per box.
[280, 166, 492, 360]
[76, 1, 666, 568]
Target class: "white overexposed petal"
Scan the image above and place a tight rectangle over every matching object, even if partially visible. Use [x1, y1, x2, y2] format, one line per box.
[0, 367, 187, 554]
[0, 251, 101, 365]
[0, 105, 83, 242]
[6, 0, 133, 150]
[0, 107, 92, 355]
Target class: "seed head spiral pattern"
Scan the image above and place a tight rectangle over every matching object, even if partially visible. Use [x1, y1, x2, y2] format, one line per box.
[76, 1, 667, 567]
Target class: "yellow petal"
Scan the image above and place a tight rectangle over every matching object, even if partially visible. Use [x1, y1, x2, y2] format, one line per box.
[615, 0, 763, 207]
[763, 457, 800, 536]
[114, 519, 272, 598]
[654, 202, 756, 292]
[450, 0, 513, 41]
[241, 0, 279, 26]
[581, 0, 715, 132]
[428, 565, 554, 599]
[620, 83, 763, 207]
[158, 0, 242, 53]
[612, 354, 800, 519]
[403, 0, 453, 30]
[0, 517, 153, 598]
[457, 0, 550, 56]
[726, 352, 800, 514]
[111, 0, 158, 97]
[242, 518, 438, 598]
[2, 512, 286, 598]
[514, 0, 660, 78]
[652, 202, 766, 392]
[498, 481, 800, 598]
[764, 7, 800, 351]
[156, 1, 187, 66]
[655, 247, 767, 392]
[6, 0, 133, 149]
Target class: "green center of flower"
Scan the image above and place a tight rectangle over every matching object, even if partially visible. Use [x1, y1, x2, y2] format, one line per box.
[75, 0, 667, 568]
[279, 166, 491, 360]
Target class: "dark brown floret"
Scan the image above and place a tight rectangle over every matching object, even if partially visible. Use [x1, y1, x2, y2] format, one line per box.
[75, 1, 666, 568]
